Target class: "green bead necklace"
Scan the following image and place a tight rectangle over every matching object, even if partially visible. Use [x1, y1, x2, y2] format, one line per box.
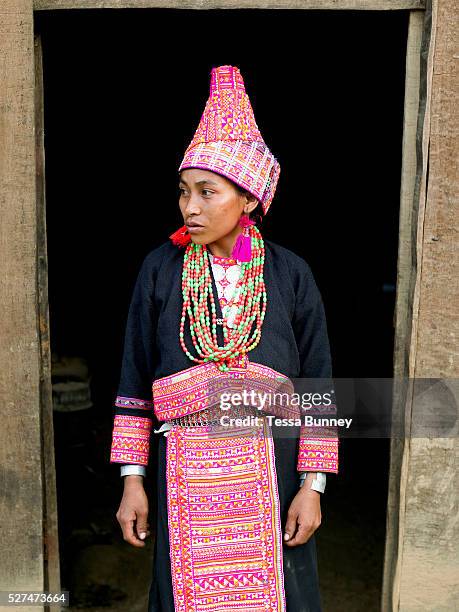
[179, 225, 267, 372]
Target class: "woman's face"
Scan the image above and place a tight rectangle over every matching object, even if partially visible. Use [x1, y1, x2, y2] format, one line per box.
[178, 168, 258, 246]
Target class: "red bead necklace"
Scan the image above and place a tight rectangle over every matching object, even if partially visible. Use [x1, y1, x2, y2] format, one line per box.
[179, 225, 267, 372]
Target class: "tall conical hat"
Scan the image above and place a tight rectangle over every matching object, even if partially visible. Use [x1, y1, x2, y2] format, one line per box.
[178, 65, 280, 215]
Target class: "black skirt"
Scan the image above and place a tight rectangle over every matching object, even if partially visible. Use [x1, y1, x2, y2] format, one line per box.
[148, 425, 323, 612]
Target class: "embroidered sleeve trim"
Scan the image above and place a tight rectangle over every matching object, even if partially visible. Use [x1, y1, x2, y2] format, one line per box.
[297, 429, 339, 473]
[115, 395, 154, 410]
[110, 414, 152, 466]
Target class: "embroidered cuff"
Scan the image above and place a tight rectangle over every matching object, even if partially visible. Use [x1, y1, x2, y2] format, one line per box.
[297, 426, 339, 473]
[110, 414, 152, 466]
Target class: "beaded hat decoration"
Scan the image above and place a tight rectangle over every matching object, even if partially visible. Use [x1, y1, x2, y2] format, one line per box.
[178, 65, 280, 216]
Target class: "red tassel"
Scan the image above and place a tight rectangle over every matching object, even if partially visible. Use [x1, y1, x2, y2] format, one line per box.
[169, 224, 191, 247]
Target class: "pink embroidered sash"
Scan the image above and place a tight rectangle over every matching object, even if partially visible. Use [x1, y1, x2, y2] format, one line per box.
[152, 360, 298, 423]
[166, 417, 286, 612]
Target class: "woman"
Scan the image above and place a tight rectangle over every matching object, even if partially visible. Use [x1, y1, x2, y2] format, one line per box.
[110, 65, 339, 612]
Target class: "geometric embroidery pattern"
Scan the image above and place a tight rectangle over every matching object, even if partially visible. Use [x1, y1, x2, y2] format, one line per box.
[110, 413, 152, 465]
[297, 430, 339, 473]
[152, 360, 296, 423]
[167, 418, 286, 611]
[114, 395, 154, 410]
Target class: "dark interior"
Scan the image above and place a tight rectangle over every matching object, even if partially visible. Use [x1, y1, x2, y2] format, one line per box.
[35, 8, 408, 610]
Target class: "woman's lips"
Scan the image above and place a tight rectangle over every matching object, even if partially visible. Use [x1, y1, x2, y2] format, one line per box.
[186, 225, 205, 233]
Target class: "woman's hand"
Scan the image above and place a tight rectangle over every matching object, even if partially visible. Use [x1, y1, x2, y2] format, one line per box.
[116, 475, 150, 547]
[283, 476, 322, 547]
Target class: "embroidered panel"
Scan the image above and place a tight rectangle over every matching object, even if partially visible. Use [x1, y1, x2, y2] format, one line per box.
[210, 254, 243, 330]
[167, 418, 286, 612]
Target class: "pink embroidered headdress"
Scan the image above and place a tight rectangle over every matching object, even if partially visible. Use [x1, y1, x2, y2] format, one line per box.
[178, 65, 280, 216]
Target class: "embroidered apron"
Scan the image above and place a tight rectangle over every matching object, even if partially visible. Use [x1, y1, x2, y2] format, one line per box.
[152, 359, 294, 612]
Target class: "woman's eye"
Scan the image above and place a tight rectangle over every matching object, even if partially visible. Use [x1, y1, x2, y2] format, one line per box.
[178, 188, 213, 196]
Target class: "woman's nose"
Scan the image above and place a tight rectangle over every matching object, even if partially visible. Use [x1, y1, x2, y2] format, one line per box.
[185, 195, 202, 214]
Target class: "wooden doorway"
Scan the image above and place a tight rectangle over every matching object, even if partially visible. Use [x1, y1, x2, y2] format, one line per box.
[4, 1, 456, 610]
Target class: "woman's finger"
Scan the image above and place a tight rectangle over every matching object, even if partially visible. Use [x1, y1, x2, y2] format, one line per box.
[135, 512, 150, 540]
[284, 510, 298, 542]
[285, 522, 313, 547]
[123, 516, 146, 548]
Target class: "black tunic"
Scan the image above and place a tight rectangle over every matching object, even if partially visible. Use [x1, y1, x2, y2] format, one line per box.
[112, 238, 336, 612]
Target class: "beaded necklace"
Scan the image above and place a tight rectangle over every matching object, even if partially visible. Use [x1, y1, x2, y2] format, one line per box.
[179, 225, 267, 372]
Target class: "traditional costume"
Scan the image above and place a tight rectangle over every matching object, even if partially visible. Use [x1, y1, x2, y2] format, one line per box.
[110, 65, 339, 612]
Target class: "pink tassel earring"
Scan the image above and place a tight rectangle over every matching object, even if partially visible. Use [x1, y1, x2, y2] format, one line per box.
[231, 214, 256, 262]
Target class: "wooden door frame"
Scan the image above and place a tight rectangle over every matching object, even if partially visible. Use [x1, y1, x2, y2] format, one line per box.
[2, 1, 456, 610]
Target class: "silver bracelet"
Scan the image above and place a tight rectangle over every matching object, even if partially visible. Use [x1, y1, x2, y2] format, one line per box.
[120, 465, 146, 478]
[299, 471, 326, 493]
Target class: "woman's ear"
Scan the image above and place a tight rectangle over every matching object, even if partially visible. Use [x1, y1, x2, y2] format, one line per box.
[244, 193, 259, 215]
